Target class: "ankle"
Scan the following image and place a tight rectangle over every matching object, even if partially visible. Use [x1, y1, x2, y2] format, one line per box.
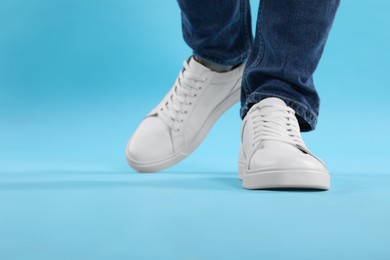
[193, 55, 237, 72]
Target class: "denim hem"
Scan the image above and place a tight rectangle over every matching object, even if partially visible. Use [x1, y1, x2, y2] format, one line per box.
[240, 92, 318, 132]
[192, 51, 248, 66]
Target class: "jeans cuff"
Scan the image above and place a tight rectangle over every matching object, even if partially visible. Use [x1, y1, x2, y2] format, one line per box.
[240, 93, 318, 132]
[192, 51, 248, 67]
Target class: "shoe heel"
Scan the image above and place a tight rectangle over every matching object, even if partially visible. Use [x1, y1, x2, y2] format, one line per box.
[238, 161, 245, 180]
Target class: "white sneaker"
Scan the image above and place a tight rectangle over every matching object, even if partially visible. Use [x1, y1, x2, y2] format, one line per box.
[126, 56, 244, 172]
[239, 97, 330, 190]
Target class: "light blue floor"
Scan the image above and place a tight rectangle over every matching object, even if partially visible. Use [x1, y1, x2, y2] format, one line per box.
[1, 0, 390, 259]
[1, 169, 390, 259]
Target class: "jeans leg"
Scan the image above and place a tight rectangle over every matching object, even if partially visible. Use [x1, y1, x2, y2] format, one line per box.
[240, 0, 340, 131]
[177, 0, 253, 66]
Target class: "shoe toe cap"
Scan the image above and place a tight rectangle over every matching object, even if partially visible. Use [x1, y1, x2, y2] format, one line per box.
[127, 117, 174, 164]
[249, 142, 327, 172]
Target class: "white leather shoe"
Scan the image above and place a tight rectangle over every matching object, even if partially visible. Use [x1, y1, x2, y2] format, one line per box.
[239, 97, 330, 190]
[127, 56, 244, 172]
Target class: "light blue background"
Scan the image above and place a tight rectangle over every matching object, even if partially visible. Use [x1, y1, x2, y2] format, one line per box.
[0, 0, 389, 259]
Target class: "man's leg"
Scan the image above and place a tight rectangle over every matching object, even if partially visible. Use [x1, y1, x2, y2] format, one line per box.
[241, 0, 340, 131]
[126, 1, 252, 172]
[239, 0, 340, 189]
[177, 0, 253, 67]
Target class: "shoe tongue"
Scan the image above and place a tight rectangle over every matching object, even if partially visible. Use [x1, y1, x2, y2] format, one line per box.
[249, 97, 288, 115]
[258, 97, 287, 107]
[185, 56, 210, 77]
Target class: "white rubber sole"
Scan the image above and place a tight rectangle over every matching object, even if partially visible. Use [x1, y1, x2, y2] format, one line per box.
[126, 87, 241, 173]
[239, 161, 330, 190]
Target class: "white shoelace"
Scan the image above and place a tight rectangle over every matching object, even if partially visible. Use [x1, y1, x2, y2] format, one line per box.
[158, 60, 206, 132]
[251, 104, 305, 148]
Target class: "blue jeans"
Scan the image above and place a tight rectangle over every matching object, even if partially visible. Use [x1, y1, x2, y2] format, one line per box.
[177, 0, 340, 131]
